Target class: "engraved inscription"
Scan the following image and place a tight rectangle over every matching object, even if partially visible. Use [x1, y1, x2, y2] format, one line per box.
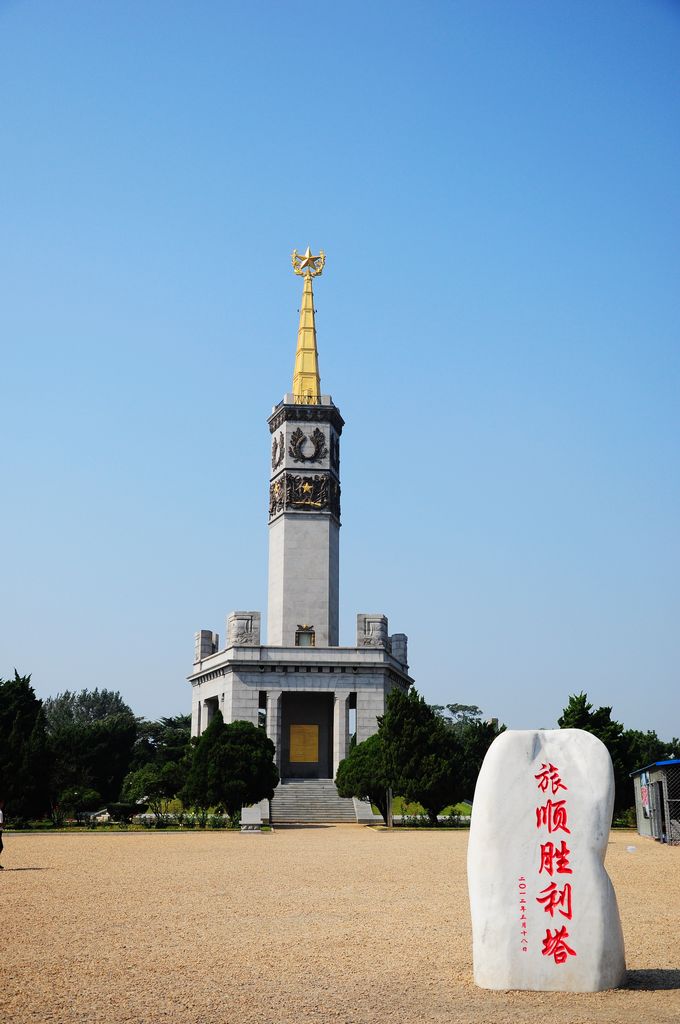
[290, 723, 319, 763]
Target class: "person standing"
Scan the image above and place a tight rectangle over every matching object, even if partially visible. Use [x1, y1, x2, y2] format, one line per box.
[0, 798, 4, 868]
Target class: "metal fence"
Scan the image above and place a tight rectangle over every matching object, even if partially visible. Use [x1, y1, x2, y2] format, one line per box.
[665, 765, 680, 846]
[647, 765, 680, 846]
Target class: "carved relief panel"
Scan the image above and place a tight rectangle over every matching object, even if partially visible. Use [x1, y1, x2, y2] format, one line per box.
[271, 424, 337, 480]
[357, 613, 391, 650]
[271, 431, 285, 471]
[269, 472, 341, 521]
[227, 611, 261, 647]
[288, 426, 328, 464]
[330, 432, 340, 471]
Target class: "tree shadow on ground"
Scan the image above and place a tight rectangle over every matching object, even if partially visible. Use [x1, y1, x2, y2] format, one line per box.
[626, 969, 680, 991]
[1, 867, 51, 872]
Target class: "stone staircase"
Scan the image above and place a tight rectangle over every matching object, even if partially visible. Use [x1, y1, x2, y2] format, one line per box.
[271, 779, 357, 823]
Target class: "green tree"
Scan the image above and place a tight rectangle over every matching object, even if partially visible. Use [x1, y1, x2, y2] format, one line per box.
[623, 729, 675, 773]
[456, 718, 504, 800]
[558, 693, 629, 813]
[122, 762, 183, 825]
[181, 712, 225, 814]
[431, 702, 503, 800]
[431, 703, 484, 727]
[45, 689, 137, 812]
[130, 714, 191, 772]
[182, 712, 279, 819]
[380, 688, 462, 824]
[58, 787, 102, 820]
[44, 689, 134, 732]
[0, 672, 51, 820]
[335, 733, 390, 823]
[48, 713, 137, 808]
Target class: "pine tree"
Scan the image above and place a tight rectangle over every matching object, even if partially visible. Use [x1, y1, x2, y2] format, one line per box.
[558, 692, 628, 813]
[181, 710, 226, 812]
[379, 688, 462, 824]
[0, 672, 51, 820]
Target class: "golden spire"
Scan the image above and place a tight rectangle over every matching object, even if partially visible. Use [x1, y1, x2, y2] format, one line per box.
[291, 247, 325, 404]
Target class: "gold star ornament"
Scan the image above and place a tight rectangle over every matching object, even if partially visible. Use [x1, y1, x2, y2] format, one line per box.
[292, 246, 325, 277]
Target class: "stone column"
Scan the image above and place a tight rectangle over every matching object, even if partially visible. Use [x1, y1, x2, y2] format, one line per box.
[333, 692, 350, 778]
[191, 696, 201, 738]
[203, 698, 215, 729]
[266, 690, 283, 773]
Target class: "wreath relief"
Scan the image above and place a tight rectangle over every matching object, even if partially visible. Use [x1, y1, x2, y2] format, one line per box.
[271, 431, 284, 470]
[288, 426, 328, 464]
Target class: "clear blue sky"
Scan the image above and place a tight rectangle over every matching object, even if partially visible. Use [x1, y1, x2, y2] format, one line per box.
[2, 1, 679, 739]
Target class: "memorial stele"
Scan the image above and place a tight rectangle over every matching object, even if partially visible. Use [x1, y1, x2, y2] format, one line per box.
[468, 728, 626, 992]
[188, 249, 412, 815]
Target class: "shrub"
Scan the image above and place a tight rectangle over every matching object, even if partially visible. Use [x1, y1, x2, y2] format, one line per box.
[107, 801, 146, 824]
[336, 733, 390, 823]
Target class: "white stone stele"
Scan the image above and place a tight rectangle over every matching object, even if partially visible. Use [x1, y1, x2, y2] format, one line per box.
[240, 804, 263, 832]
[467, 729, 626, 992]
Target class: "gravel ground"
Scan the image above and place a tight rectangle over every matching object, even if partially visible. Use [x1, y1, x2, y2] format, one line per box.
[4, 826, 679, 1024]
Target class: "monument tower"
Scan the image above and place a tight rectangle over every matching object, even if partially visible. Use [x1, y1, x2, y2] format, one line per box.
[188, 249, 412, 819]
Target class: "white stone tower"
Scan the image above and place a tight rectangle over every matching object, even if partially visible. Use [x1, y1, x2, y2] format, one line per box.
[267, 248, 343, 647]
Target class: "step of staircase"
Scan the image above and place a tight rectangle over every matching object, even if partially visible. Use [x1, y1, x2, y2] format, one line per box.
[271, 779, 357, 823]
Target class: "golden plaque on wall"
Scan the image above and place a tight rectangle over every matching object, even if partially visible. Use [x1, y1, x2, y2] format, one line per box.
[290, 724, 319, 763]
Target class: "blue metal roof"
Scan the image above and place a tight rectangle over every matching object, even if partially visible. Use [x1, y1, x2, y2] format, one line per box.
[630, 758, 680, 777]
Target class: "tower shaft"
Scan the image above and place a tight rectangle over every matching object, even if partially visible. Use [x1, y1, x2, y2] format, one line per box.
[266, 399, 343, 647]
[292, 273, 321, 403]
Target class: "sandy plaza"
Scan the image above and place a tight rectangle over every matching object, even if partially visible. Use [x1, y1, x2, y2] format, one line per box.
[5, 826, 679, 1024]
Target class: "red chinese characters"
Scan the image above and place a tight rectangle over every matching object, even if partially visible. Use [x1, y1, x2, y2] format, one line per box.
[536, 882, 572, 919]
[541, 925, 577, 964]
[538, 840, 572, 876]
[532, 761, 577, 963]
[518, 876, 528, 952]
[536, 799, 571, 834]
[535, 762, 567, 795]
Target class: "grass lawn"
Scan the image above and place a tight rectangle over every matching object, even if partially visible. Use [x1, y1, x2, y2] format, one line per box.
[370, 796, 472, 817]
